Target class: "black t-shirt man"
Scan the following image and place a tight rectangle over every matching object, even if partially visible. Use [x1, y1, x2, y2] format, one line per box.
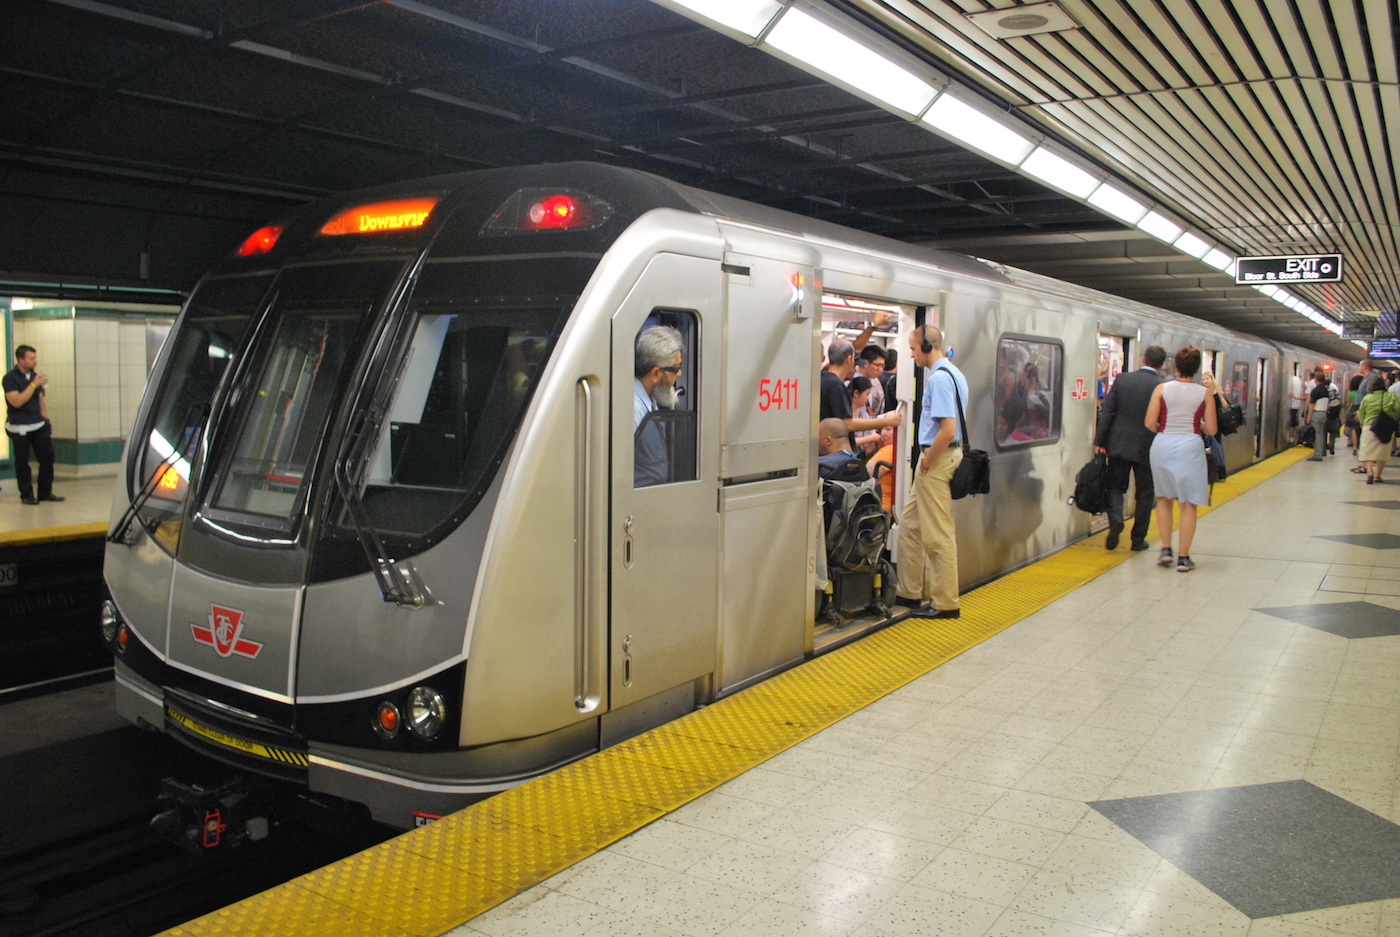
[819, 369, 851, 421]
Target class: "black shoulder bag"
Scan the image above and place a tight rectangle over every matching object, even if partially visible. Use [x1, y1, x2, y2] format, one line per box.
[939, 367, 990, 499]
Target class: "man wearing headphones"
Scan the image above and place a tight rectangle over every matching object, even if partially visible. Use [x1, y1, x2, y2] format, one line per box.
[895, 325, 965, 619]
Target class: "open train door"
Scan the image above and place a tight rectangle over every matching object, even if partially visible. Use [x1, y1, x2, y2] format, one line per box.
[608, 254, 721, 723]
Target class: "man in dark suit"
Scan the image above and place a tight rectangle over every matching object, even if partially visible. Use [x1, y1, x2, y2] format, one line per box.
[1093, 345, 1166, 551]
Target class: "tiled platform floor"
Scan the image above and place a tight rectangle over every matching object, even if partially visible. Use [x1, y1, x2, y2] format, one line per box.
[455, 447, 1400, 937]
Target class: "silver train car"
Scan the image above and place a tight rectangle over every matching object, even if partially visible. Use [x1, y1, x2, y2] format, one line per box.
[101, 162, 1352, 833]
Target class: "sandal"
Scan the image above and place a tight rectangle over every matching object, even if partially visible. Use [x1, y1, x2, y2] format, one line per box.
[1351, 466, 1368, 473]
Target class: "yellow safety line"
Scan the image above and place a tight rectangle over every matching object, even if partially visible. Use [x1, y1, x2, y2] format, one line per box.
[163, 446, 1310, 937]
[0, 521, 107, 547]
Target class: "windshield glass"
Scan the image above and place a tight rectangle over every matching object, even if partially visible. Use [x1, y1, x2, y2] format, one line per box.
[351, 308, 557, 533]
[205, 260, 406, 533]
[132, 273, 268, 546]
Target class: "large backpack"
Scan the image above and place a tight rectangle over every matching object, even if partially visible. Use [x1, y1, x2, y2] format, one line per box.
[1069, 453, 1109, 514]
[822, 459, 889, 572]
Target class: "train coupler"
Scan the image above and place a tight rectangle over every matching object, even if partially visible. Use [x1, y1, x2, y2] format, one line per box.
[149, 777, 271, 853]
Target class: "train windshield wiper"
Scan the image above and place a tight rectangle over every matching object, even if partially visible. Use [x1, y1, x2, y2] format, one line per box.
[333, 406, 426, 608]
[109, 404, 206, 545]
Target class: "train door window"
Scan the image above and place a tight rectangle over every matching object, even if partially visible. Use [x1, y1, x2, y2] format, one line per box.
[1228, 359, 1251, 407]
[995, 335, 1063, 447]
[633, 309, 698, 488]
[1097, 334, 1126, 400]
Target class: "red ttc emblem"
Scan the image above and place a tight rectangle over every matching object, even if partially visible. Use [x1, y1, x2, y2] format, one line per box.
[192, 604, 264, 659]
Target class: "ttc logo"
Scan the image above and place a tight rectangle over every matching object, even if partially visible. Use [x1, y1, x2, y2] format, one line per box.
[191, 604, 264, 659]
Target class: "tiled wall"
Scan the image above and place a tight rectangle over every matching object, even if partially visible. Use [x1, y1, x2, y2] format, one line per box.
[11, 308, 177, 474]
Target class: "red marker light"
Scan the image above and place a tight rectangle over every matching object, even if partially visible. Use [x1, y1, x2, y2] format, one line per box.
[527, 195, 580, 230]
[236, 225, 282, 256]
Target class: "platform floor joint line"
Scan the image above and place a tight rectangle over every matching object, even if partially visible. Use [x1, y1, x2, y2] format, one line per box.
[162, 446, 1306, 937]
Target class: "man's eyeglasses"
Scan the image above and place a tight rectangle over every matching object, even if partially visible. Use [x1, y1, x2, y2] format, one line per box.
[657, 365, 682, 374]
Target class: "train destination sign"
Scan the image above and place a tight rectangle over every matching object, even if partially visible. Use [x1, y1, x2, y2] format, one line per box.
[1234, 253, 1344, 285]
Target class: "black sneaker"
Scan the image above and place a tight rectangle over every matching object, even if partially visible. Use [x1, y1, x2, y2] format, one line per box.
[1157, 547, 1174, 567]
[1177, 555, 1196, 572]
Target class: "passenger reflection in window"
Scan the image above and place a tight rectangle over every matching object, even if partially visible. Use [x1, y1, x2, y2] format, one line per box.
[633, 324, 683, 488]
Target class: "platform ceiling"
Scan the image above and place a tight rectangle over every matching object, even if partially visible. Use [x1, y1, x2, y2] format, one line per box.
[2, 0, 1394, 359]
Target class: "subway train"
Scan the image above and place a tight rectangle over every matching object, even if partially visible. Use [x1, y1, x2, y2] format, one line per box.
[100, 162, 1353, 836]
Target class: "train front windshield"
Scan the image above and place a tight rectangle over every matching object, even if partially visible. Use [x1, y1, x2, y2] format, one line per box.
[132, 254, 573, 583]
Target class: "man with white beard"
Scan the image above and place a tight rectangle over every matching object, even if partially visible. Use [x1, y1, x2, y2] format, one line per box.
[634, 325, 684, 487]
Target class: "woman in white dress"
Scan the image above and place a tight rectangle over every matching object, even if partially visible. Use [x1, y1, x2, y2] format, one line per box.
[1144, 345, 1218, 572]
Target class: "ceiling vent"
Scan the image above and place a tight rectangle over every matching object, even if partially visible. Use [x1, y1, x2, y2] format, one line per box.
[966, 2, 1080, 39]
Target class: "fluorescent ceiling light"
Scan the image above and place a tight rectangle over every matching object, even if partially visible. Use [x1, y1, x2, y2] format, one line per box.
[920, 93, 1034, 163]
[1202, 248, 1234, 272]
[764, 8, 937, 117]
[1253, 285, 1282, 299]
[659, 0, 783, 38]
[1087, 183, 1147, 223]
[1173, 231, 1211, 259]
[1020, 147, 1098, 197]
[1137, 211, 1182, 243]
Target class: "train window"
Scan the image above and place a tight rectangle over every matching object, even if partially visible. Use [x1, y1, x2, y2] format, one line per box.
[206, 261, 402, 526]
[633, 310, 698, 488]
[994, 336, 1063, 448]
[132, 273, 269, 537]
[343, 305, 559, 540]
[1226, 360, 1251, 406]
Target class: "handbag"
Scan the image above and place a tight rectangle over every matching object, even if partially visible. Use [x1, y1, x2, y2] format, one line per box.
[1069, 452, 1109, 514]
[1370, 407, 1399, 444]
[1214, 395, 1239, 436]
[939, 367, 990, 499]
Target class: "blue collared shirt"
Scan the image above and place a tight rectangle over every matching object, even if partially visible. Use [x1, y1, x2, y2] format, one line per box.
[921, 360, 968, 446]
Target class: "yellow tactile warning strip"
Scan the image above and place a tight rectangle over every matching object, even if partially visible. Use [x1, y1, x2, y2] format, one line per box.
[162, 445, 1312, 937]
[0, 520, 107, 547]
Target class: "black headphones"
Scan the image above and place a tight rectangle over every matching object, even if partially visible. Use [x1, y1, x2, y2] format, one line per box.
[919, 327, 934, 354]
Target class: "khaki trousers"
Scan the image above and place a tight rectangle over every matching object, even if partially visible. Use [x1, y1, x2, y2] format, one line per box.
[896, 446, 961, 610]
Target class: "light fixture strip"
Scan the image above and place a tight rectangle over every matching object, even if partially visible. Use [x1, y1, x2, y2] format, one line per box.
[650, 0, 1348, 336]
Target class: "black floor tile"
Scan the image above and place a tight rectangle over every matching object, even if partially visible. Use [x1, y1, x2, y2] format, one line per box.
[1315, 533, 1400, 549]
[1091, 781, 1400, 918]
[1256, 600, 1400, 638]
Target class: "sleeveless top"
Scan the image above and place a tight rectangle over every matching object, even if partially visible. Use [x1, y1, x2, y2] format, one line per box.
[1157, 380, 1207, 435]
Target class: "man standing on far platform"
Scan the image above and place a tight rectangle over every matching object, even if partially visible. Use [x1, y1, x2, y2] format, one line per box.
[894, 325, 965, 619]
[1093, 345, 1165, 551]
[4, 344, 64, 505]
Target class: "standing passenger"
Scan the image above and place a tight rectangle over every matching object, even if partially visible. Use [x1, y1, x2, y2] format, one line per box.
[1356, 379, 1400, 485]
[894, 325, 966, 618]
[1304, 370, 1331, 461]
[1144, 346, 1217, 572]
[1093, 345, 1165, 551]
[4, 344, 64, 504]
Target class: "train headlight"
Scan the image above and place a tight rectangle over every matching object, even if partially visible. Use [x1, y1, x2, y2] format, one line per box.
[407, 686, 447, 740]
[100, 600, 120, 646]
[373, 701, 401, 740]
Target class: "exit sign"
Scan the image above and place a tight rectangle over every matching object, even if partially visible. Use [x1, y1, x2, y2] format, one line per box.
[1235, 254, 1344, 284]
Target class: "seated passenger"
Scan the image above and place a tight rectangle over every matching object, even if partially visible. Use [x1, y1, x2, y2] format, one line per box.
[817, 417, 861, 478]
